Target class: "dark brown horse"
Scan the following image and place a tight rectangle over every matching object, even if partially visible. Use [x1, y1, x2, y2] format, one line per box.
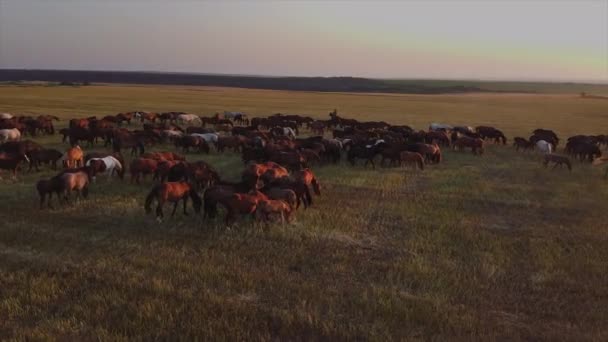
[144, 181, 202, 220]
[453, 137, 484, 155]
[36, 177, 64, 209]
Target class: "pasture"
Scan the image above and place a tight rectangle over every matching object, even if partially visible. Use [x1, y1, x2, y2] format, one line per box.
[1, 84, 608, 340]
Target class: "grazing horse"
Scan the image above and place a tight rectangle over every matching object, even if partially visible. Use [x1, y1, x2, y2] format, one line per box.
[153, 160, 181, 182]
[63, 146, 84, 168]
[220, 190, 269, 225]
[86, 156, 124, 181]
[144, 181, 202, 220]
[399, 151, 424, 170]
[36, 177, 64, 209]
[535, 140, 553, 154]
[130, 158, 158, 184]
[0, 128, 21, 142]
[543, 154, 572, 171]
[255, 199, 293, 224]
[28, 148, 63, 171]
[190, 133, 219, 146]
[453, 137, 484, 155]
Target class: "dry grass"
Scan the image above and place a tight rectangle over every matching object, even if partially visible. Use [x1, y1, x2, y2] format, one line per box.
[1, 84, 607, 340]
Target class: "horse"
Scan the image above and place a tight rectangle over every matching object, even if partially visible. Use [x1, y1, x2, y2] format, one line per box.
[144, 181, 201, 220]
[0, 152, 29, 177]
[410, 143, 442, 163]
[399, 151, 424, 170]
[219, 190, 269, 225]
[535, 140, 553, 154]
[86, 156, 124, 181]
[177, 114, 202, 126]
[543, 154, 572, 171]
[261, 188, 297, 210]
[296, 168, 321, 197]
[513, 137, 534, 152]
[130, 158, 159, 184]
[190, 133, 219, 147]
[153, 160, 182, 182]
[36, 177, 64, 209]
[27, 148, 63, 171]
[60, 171, 90, 203]
[63, 146, 84, 168]
[347, 140, 387, 168]
[0, 128, 21, 142]
[175, 135, 210, 154]
[255, 199, 293, 224]
[453, 137, 484, 155]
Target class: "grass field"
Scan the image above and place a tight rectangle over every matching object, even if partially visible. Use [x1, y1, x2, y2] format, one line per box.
[1, 84, 608, 340]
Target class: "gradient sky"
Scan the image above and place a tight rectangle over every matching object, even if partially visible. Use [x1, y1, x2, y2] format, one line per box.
[0, 1, 606, 82]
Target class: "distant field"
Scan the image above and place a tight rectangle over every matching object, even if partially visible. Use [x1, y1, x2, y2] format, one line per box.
[1, 84, 608, 340]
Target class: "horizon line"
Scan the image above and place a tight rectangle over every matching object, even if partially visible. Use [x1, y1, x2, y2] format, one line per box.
[1, 67, 607, 86]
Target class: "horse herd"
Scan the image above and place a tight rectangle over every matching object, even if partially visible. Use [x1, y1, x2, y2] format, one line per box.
[1, 109, 607, 225]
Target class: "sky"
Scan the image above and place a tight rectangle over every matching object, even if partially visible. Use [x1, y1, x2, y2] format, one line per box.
[0, 1, 606, 82]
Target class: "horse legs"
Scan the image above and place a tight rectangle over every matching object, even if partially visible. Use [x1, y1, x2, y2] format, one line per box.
[171, 202, 179, 217]
[183, 197, 189, 216]
[156, 202, 164, 219]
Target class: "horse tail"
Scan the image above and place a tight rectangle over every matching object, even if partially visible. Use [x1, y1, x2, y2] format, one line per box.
[144, 185, 161, 214]
[311, 177, 321, 196]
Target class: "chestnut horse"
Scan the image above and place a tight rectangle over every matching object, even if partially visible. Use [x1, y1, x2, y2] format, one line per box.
[63, 145, 84, 168]
[144, 181, 201, 220]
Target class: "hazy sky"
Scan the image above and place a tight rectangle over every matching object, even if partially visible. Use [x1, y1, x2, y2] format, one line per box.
[1, 1, 606, 82]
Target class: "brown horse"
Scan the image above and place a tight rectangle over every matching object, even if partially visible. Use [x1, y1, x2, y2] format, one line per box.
[63, 145, 84, 168]
[0, 152, 29, 177]
[453, 137, 484, 155]
[61, 171, 90, 203]
[130, 158, 159, 184]
[399, 151, 424, 170]
[219, 190, 269, 225]
[36, 177, 64, 209]
[543, 154, 572, 171]
[415, 143, 442, 164]
[144, 181, 202, 220]
[255, 199, 293, 224]
[296, 168, 321, 196]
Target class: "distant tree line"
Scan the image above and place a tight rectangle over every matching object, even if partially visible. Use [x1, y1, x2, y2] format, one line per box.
[0, 69, 487, 94]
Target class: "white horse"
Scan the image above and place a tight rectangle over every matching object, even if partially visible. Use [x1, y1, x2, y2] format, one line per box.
[429, 123, 453, 131]
[0, 128, 21, 142]
[0, 113, 13, 120]
[190, 133, 219, 145]
[535, 140, 553, 154]
[282, 127, 296, 139]
[85, 156, 123, 181]
[177, 114, 202, 125]
[163, 130, 183, 139]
